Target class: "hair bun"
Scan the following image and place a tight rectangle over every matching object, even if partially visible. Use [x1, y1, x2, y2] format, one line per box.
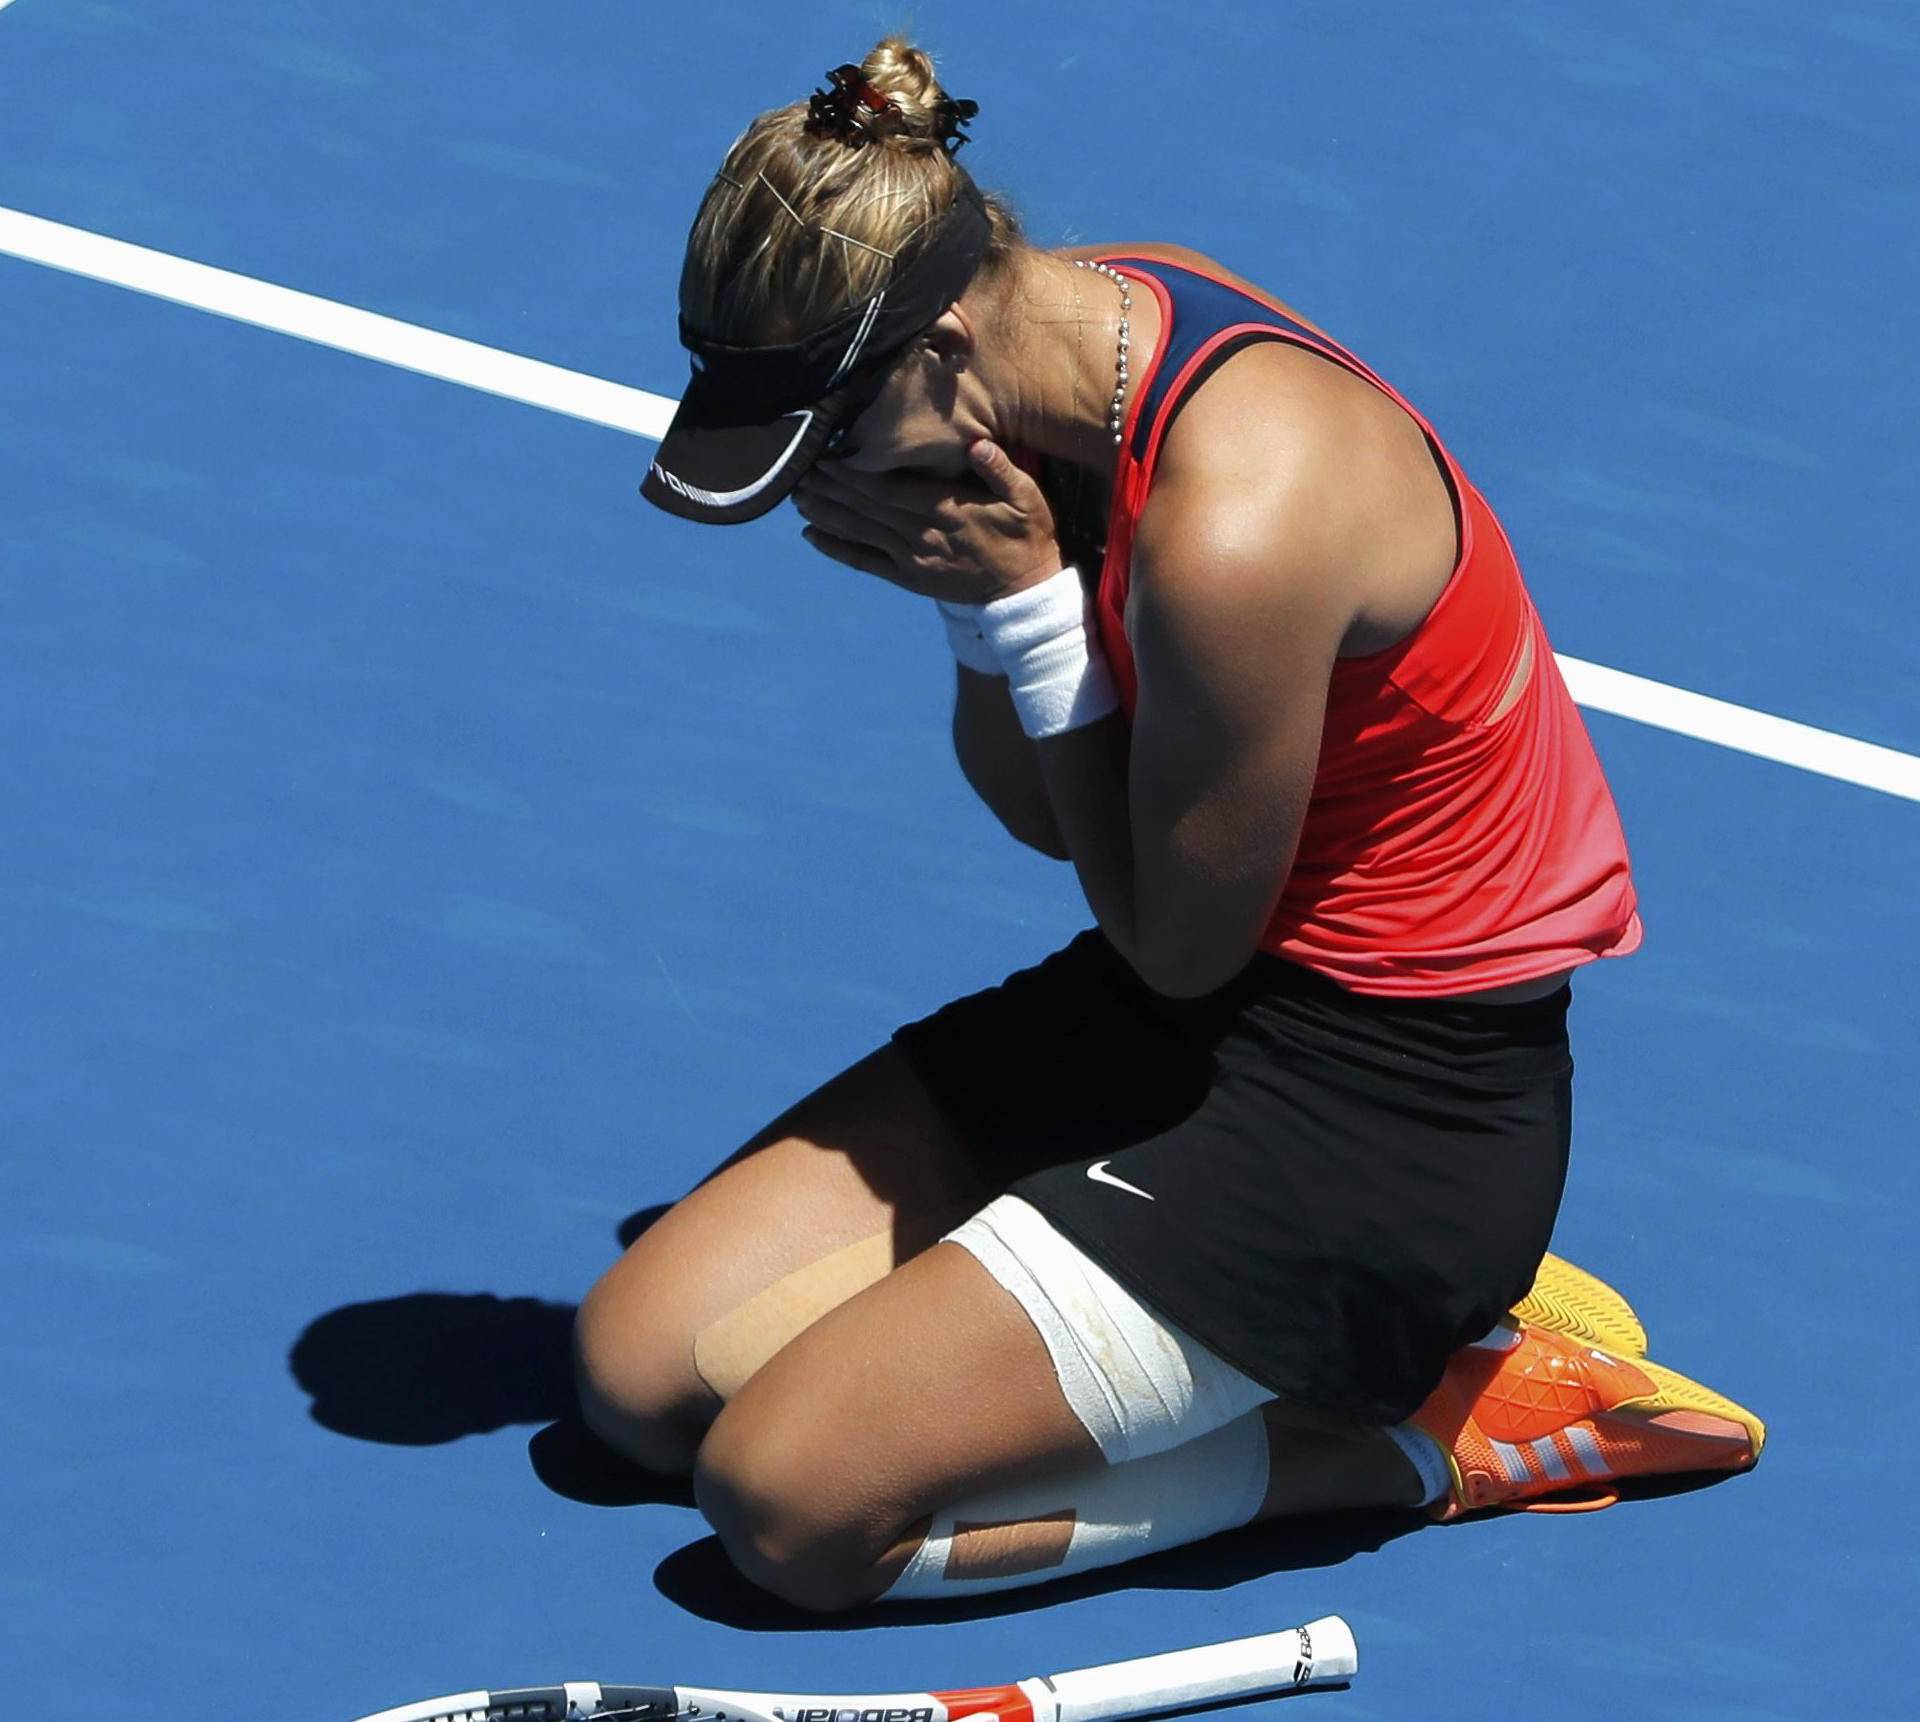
[805, 37, 978, 155]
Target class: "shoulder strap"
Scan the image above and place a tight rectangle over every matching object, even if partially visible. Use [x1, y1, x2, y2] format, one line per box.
[1098, 256, 1380, 466]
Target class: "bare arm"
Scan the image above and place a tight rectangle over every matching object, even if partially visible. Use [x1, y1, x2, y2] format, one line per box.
[951, 663, 1070, 859]
[788, 349, 1389, 984]
[1027, 461, 1351, 997]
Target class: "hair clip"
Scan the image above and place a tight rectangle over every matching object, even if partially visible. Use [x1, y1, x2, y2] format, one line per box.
[929, 92, 980, 156]
[804, 63, 980, 156]
[805, 64, 902, 146]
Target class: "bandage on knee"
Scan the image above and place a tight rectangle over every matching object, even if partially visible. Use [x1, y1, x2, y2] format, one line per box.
[881, 1408, 1270, 1600]
[944, 1194, 1273, 1464]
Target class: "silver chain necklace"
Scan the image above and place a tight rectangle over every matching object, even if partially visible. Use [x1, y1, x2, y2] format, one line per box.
[1072, 258, 1132, 445]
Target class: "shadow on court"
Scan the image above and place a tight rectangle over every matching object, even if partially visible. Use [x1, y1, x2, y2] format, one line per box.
[653, 1509, 1428, 1630]
[648, 1463, 1752, 1628]
[288, 1203, 691, 1505]
[290, 1193, 1749, 1624]
[291, 1291, 577, 1445]
[284, 1265, 1429, 1622]
[615, 1203, 675, 1248]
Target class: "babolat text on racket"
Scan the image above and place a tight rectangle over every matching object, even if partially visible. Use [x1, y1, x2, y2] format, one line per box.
[352, 1614, 1358, 1722]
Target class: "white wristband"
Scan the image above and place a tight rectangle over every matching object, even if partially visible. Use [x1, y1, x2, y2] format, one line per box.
[936, 598, 1004, 676]
[975, 566, 1121, 739]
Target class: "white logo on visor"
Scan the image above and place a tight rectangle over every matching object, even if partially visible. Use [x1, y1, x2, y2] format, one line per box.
[649, 410, 814, 510]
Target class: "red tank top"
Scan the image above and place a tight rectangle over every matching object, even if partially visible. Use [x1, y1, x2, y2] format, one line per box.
[1089, 256, 1643, 996]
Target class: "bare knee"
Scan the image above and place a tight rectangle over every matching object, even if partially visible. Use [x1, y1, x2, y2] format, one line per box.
[693, 1401, 888, 1614]
[572, 1265, 714, 1477]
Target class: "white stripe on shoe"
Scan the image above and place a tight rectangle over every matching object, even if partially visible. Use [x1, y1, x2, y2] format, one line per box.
[1565, 1424, 1608, 1476]
[1530, 1437, 1572, 1482]
[1490, 1439, 1532, 1484]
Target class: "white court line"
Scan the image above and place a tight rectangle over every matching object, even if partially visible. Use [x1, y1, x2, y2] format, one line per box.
[0, 206, 674, 439]
[1556, 658, 1918, 802]
[3, 203, 1917, 806]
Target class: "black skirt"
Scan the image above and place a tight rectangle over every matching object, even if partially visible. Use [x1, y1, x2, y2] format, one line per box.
[889, 928, 1574, 1426]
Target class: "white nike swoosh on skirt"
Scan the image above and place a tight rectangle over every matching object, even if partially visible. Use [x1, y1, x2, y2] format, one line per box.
[1086, 1159, 1156, 1201]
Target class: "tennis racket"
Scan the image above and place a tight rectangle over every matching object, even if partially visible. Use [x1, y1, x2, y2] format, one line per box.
[352, 1614, 1358, 1722]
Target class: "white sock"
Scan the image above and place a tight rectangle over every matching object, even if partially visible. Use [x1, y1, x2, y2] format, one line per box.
[1377, 1324, 1517, 1509]
[1382, 1424, 1451, 1507]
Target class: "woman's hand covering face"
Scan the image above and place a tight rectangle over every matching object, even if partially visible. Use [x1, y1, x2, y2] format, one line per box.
[792, 441, 1065, 604]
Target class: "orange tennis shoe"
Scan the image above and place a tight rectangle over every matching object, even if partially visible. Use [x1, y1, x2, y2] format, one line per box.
[1408, 1322, 1765, 1520]
[1511, 1252, 1647, 1357]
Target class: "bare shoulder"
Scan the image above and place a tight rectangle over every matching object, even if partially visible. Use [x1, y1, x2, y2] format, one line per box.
[1132, 326, 1393, 556]
[1132, 347, 1361, 616]
[1140, 350, 1458, 656]
[1071, 244, 1456, 654]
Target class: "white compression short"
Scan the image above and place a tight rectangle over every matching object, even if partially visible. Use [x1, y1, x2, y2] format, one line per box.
[879, 1193, 1279, 1600]
[943, 1192, 1275, 1465]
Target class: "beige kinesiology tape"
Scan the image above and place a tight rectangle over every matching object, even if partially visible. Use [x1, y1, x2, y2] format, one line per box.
[692, 1206, 973, 1401]
[942, 1508, 1078, 1581]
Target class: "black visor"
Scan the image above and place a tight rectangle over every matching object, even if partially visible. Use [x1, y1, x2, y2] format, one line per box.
[641, 178, 993, 525]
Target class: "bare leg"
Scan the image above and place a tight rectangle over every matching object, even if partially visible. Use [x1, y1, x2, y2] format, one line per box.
[1254, 1401, 1430, 1520]
[573, 1045, 994, 1474]
[690, 1242, 1430, 1613]
[692, 1241, 1102, 1611]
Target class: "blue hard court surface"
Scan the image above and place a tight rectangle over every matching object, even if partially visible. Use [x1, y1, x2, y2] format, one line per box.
[2, 4, 1915, 1718]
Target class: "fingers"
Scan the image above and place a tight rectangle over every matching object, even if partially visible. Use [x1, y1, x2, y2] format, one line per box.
[792, 480, 912, 562]
[792, 450, 1056, 601]
[802, 464, 963, 540]
[813, 460, 966, 517]
[967, 439, 1042, 507]
[798, 525, 904, 583]
[800, 523, 944, 597]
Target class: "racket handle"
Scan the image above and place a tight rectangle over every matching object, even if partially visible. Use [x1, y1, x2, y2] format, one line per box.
[1039, 1616, 1357, 1722]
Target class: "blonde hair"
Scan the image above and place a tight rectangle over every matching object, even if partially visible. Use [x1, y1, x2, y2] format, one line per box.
[680, 37, 1025, 344]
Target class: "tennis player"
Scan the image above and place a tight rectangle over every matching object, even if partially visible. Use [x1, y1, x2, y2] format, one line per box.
[582, 39, 1764, 1611]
